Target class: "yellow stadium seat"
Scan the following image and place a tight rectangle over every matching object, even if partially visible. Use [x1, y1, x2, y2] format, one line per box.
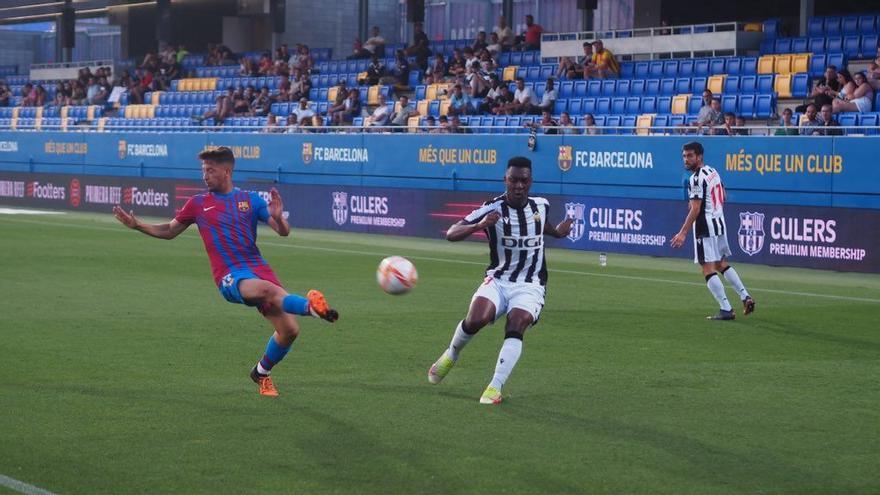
[744, 22, 762, 32]
[774, 74, 792, 98]
[328, 86, 339, 102]
[207, 78, 217, 91]
[503, 66, 518, 82]
[368, 85, 380, 105]
[792, 54, 810, 74]
[10, 116, 16, 130]
[439, 99, 451, 116]
[707, 75, 725, 94]
[394, 101, 402, 113]
[11, 107, 20, 119]
[35, 118, 42, 131]
[179, 79, 190, 91]
[151, 91, 162, 105]
[86, 106, 96, 120]
[437, 83, 451, 99]
[774, 55, 792, 74]
[146, 105, 155, 118]
[425, 84, 439, 101]
[35, 107, 43, 119]
[96, 117, 106, 133]
[407, 115, 421, 133]
[59, 106, 68, 119]
[671, 95, 690, 114]
[636, 114, 654, 136]
[758, 56, 775, 74]
[417, 100, 429, 116]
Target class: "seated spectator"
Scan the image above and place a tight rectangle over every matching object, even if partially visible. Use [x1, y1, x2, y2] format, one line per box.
[360, 54, 385, 86]
[21, 83, 35, 106]
[240, 57, 257, 77]
[583, 113, 599, 135]
[262, 114, 283, 133]
[287, 43, 302, 68]
[391, 49, 411, 87]
[423, 115, 438, 133]
[332, 80, 348, 107]
[465, 61, 490, 97]
[348, 38, 367, 60]
[830, 70, 873, 114]
[86, 77, 102, 105]
[732, 115, 749, 136]
[462, 47, 479, 70]
[472, 31, 488, 53]
[495, 16, 515, 51]
[799, 103, 821, 135]
[774, 108, 799, 136]
[436, 115, 450, 132]
[448, 84, 473, 116]
[70, 81, 86, 106]
[588, 40, 619, 78]
[479, 75, 503, 113]
[196, 94, 232, 125]
[292, 97, 316, 121]
[796, 65, 839, 113]
[291, 72, 312, 101]
[490, 84, 515, 115]
[427, 53, 448, 82]
[364, 26, 386, 58]
[257, 53, 273, 75]
[405, 21, 432, 71]
[536, 78, 557, 113]
[0, 83, 11, 107]
[282, 114, 300, 133]
[232, 86, 255, 115]
[251, 86, 273, 117]
[866, 59, 880, 91]
[277, 44, 290, 62]
[448, 49, 467, 77]
[692, 97, 723, 133]
[34, 84, 47, 107]
[508, 77, 537, 115]
[309, 115, 325, 132]
[479, 49, 497, 72]
[331, 88, 361, 125]
[486, 32, 503, 55]
[130, 69, 153, 104]
[558, 112, 580, 134]
[295, 45, 314, 73]
[389, 95, 418, 128]
[519, 14, 543, 51]
[176, 44, 189, 64]
[527, 110, 559, 134]
[365, 94, 391, 128]
[448, 114, 471, 134]
[817, 103, 843, 135]
[579, 42, 596, 79]
[716, 112, 736, 136]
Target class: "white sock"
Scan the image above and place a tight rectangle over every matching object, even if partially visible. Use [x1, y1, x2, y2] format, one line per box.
[256, 362, 271, 375]
[722, 266, 750, 300]
[447, 321, 474, 361]
[706, 273, 733, 311]
[489, 337, 523, 390]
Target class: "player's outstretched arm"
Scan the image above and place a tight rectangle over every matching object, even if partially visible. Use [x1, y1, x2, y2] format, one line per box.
[446, 211, 500, 242]
[544, 216, 574, 238]
[670, 199, 701, 248]
[113, 205, 188, 240]
[266, 188, 290, 237]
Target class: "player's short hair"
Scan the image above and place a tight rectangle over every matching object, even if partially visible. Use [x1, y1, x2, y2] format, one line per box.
[507, 156, 532, 169]
[198, 146, 235, 167]
[682, 141, 704, 156]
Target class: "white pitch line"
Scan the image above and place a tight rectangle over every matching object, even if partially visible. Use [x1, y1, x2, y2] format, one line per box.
[2, 215, 880, 304]
[0, 475, 58, 495]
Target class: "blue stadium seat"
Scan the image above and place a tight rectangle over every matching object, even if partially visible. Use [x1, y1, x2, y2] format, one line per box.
[526, 66, 540, 81]
[592, 115, 606, 128]
[656, 96, 672, 114]
[757, 74, 774, 94]
[617, 79, 631, 96]
[861, 35, 878, 58]
[498, 52, 511, 66]
[843, 35, 861, 58]
[649, 61, 664, 78]
[791, 37, 808, 53]
[774, 39, 791, 54]
[858, 15, 877, 35]
[611, 97, 626, 114]
[674, 77, 691, 94]
[741, 57, 757, 75]
[428, 100, 440, 116]
[415, 85, 426, 100]
[727, 57, 742, 76]
[739, 75, 757, 94]
[826, 37, 844, 53]
[763, 19, 779, 39]
[709, 58, 725, 75]
[509, 52, 523, 65]
[569, 98, 584, 115]
[559, 81, 574, 98]
[827, 53, 846, 71]
[694, 59, 710, 76]
[691, 77, 707, 93]
[723, 76, 739, 94]
[573, 80, 587, 97]
[687, 96, 702, 115]
[625, 96, 641, 114]
[646, 79, 660, 95]
[663, 60, 679, 78]
[809, 37, 826, 53]
[653, 114, 669, 131]
[604, 115, 622, 134]
[535, 82, 546, 98]
[634, 62, 649, 78]
[660, 78, 675, 95]
[738, 94, 756, 118]
[721, 94, 737, 114]
[408, 70, 421, 87]
[825, 17, 842, 36]
[630, 79, 646, 95]
[875, 93, 880, 112]
[859, 113, 879, 135]
[668, 115, 686, 126]
[596, 97, 611, 114]
[583, 80, 598, 97]
[760, 39, 775, 55]
[554, 99, 568, 115]
[640, 96, 657, 114]
[522, 51, 538, 66]
[539, 65, 553, 80]
[837, 112, 857, 134]
[601, 79, 617, 96]
[809, 54, 827, 77]
[679, 60, 694, 76]
[620, 115, 637, 134]
[620, 62, 634, 78]
[842, 16, 859, 35]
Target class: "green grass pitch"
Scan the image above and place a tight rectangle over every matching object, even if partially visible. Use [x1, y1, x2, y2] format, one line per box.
[1, 210, 878, 494]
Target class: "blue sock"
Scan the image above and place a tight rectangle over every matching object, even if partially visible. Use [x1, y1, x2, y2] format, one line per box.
[282, 293, 309, 315]
[258, 335, 292, 374]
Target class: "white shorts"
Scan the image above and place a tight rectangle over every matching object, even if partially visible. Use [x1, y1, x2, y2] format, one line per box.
[471, 277, 546, 323]
[694, 234, 732, 264]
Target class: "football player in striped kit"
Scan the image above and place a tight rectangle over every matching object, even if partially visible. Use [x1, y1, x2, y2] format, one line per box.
[428, 156, 573, 405]
[671, 141, 755, 320]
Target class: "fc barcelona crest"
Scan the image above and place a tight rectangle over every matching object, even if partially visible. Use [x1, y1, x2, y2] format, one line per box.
[332, 191, 348, 226]
[118, 140, 127, 159]
[558, 145, 573, 172]
[564, 202, 586, 242]
[738, 211, 765, 256]
[302, 142, 314, 164]
[238, 201, 250, 212]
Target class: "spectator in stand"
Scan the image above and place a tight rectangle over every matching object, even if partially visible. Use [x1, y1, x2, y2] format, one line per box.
[448, 84, 473, 116]
[55, 81, 72, 106]
[348, 38, 367, 60]
[427, 53, 448, 82]
[332, 80, 348, 108]
[436, 115, 450, 132]
[732, 115, 749, 136]
[389, 95, 418, 129]
[406, 21, 432, 71]
[479, 74, 503, 113]
[449, 114, 471, 134]
[588, 40, 619, 78]
[290, 72, 311, 101]
[232, 86, 255, 115]
[295, 45, 314, 74]
[364, 26, 386, 58]
[292, 97, 316, 122]
[495, 16, 515, 51]
[365, 94, 391, 129]
[462, 47, 479, 70]
[508, 77, 536, 115]
[309, 115, 325, 132]
[479, 49, 497, 72]
[0, 83, 10, 107]
[472, 31, 488, 53]
[278, 44, 290, 62]
[361, 54, 385, 85]
[197, 94, 232, 125]
[176, 44, 189, 64]
[817, 103, 843, 135]
[799, 103, 821, 135]
[284, 114, 301, 133]
[797, 65, 839, 113]
[490, 84, 515, 115]
[258, 53, 273, 75]
[86, 77, 102, 105]
[715, 112, 736, 136]
[866, 60, 880, 91]
[557, 43, 591, 79]
[240, 57, 257, 77]
[20, 83, 35, 106]
[35, 84, 48, 106]
[424, 115, 438, 133]
[774, 108, 799, 136]
[262, 114, 282, 133]
[331, 88, 361, 125]
[465, 61, 490, 97]
[448, 49, 467, 77]
[536, 78, 557, 113]
[519, 15, 543, 51]
[559, 112, 580, 134]
[252, 86, 273, 117]
[527, 110, 559, 134]
[583, 113, 599, 135]
[486, 32, 503, 55]
[130, 69, 153, 104]
[691, 96, 723, 134]
[391, 49, 411, 87]
[287, 44, 302, 68]
[830, 70, 873, 114]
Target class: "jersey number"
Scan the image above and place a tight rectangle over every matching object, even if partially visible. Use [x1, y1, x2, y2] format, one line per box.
[710, 184, 725, 207]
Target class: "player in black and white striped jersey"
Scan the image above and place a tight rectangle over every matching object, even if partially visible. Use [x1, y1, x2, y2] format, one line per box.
[427, 156, 573, 405]
[671, 141, 755, 320]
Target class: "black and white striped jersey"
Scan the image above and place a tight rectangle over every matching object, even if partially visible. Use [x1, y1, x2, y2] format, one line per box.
[463, 194, 550, 286]
[688, 165, 727, 238]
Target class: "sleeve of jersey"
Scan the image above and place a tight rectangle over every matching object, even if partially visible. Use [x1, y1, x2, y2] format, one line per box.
[688, 175, 704, 200]
[462, 202, 499, 224]
[249, 192, 270, 223]
[174, 197, 198, 225]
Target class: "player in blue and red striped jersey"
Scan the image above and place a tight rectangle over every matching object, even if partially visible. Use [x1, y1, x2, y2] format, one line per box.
[113, 146, 338, 397]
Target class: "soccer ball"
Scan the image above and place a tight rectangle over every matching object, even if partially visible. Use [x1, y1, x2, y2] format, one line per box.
[376, 256, 418, 295]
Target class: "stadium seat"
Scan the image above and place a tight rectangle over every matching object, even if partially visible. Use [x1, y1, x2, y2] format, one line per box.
[656, 96, 672, 114]
[760, 39, 775, 55]
[694, 59, 710, 76]
[774, 55, 792, 74]
[620, 115, 637, 135]
[573, 80, 587, 97]
[539, 65, 553, 80]
[791, 54, 810, 74]
[837, 113, 856, 134]
[774, 74, 792, 98]
[861, 35, 879, 58]
[843, 35, 861, 58]
[634, 62, 649, 78]
[757, 74, 774, 94]
[503, 66, 518, 82]
[741, 57, 758, 75]
[625, 96, 641, 114]
[758, 56, 775, 74]
[649, 61, 664, 78]
[674, 77, 691, 94]
[791, 37, 808, 53]
[842, 16, 859, 34]
[526, 66, 540, 81]
[809, 54, 827, 77]
[723, 76, 739, 94]
[646, 79, 661, 95]
[755, 94, 775, 119]
[668, 114, 686, 126]
[763, 19, 779, 38]
[640, 96, 657, 114]
[774, 39, 791, 54]
[726, 57, 742, 76]
[707, 75, 725, 94]
[687, 95, 703, 115]
[790, 73, 809, 98]
[826, 37, 844, 53]
[859, 113, 879, 135]
[721, 94, 737, 114]
[611, 97, 626, 114]
[620, 62, 634, 78]
[601, 80, 616, 96]
[740, 75, 757, 93]
[691, 77, 707, 93]
[671, 95, 689, 114]
[660, 78, 675, 95]
[858, 15, 877, 35]
[825, 16, 842, 36]
[617, 79, 632, 96]
[679, 60, 694, 76]
[554, 99, 568, 115]
[663, 60, 679, 78]
[535, 82, 546, 98]
[522, 51, 538, 66]
[809, 37, 826, 53]
[631, 79, 646, 95]
[596, 97, 611, 114]
[509, 52, 523, 65]
[587, 80, 602, 97]
[604, 115, 622, 134]
[559, 81, 574, 98]
[827, 53, 846, 71]
[709, 58, 725, 75]
[635, 114, 654, 135]
[570, 98, 585, 115]
[738, 94, 756, 118]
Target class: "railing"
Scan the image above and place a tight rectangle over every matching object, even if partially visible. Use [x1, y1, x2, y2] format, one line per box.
[542, 21, 751, 43]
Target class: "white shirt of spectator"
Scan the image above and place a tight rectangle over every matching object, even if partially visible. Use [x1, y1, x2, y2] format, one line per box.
[495, 26, 514, 46]
[370, 104, 390, 125]
[514, 86, 536, 105]
[292, 107, 315, 120]
[540, 88, 558, 107]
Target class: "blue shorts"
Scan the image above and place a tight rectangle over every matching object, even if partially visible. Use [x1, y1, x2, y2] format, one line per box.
[219, 269, 261, 306]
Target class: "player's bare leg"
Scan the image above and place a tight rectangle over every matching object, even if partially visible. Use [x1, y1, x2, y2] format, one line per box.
[249, 309, 300, 397]
[429, 296, 495, 384]
[701, 262, 735, 321]
[717, 259, 755, 315]
[481, 309, 533, 405]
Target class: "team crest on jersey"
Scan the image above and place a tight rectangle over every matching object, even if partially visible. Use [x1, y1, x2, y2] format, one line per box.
[118, 140, 127, 159]
[558, 145, 573, 172]
[738, 211, 765, 256]
[302, 142, 313, 164]
[221, 273, 234, 288]
[238, 201, 250, 212]
[331, 191, 348, 225]
[565, 202, 586, 242]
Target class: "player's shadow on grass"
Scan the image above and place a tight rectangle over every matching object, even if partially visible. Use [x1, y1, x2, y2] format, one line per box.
[756, 319, 880, 353]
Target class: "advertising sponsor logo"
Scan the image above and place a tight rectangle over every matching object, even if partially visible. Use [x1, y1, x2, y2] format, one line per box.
[302, 142, 313, 164]
[585, 207, 666, 246]
[85, 184, 122, 205]
[309, 145, 368, 163]
[573, 150, 653, 169]
[331, 191, 406, 228]
[501, 236, 543, 248]
[118, 140, 169, 159]
[0, 141, 19, 152]
[202, 145, 260, 160]
[26, 181, 66, 200]
[558, 145, 573, 172]
[418, 145, 496, 166]
[332, 191, 348, 225]
[44, 141, 87, 155]
[118, 140, 127, 159]
[123, 186, 169, 207]
[764, 215, 866, 261]
[564, 202, 585, 242]
[69, 179, 81, 207]
[0, 180, 25, 198]
[737, 212, 765, 256]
